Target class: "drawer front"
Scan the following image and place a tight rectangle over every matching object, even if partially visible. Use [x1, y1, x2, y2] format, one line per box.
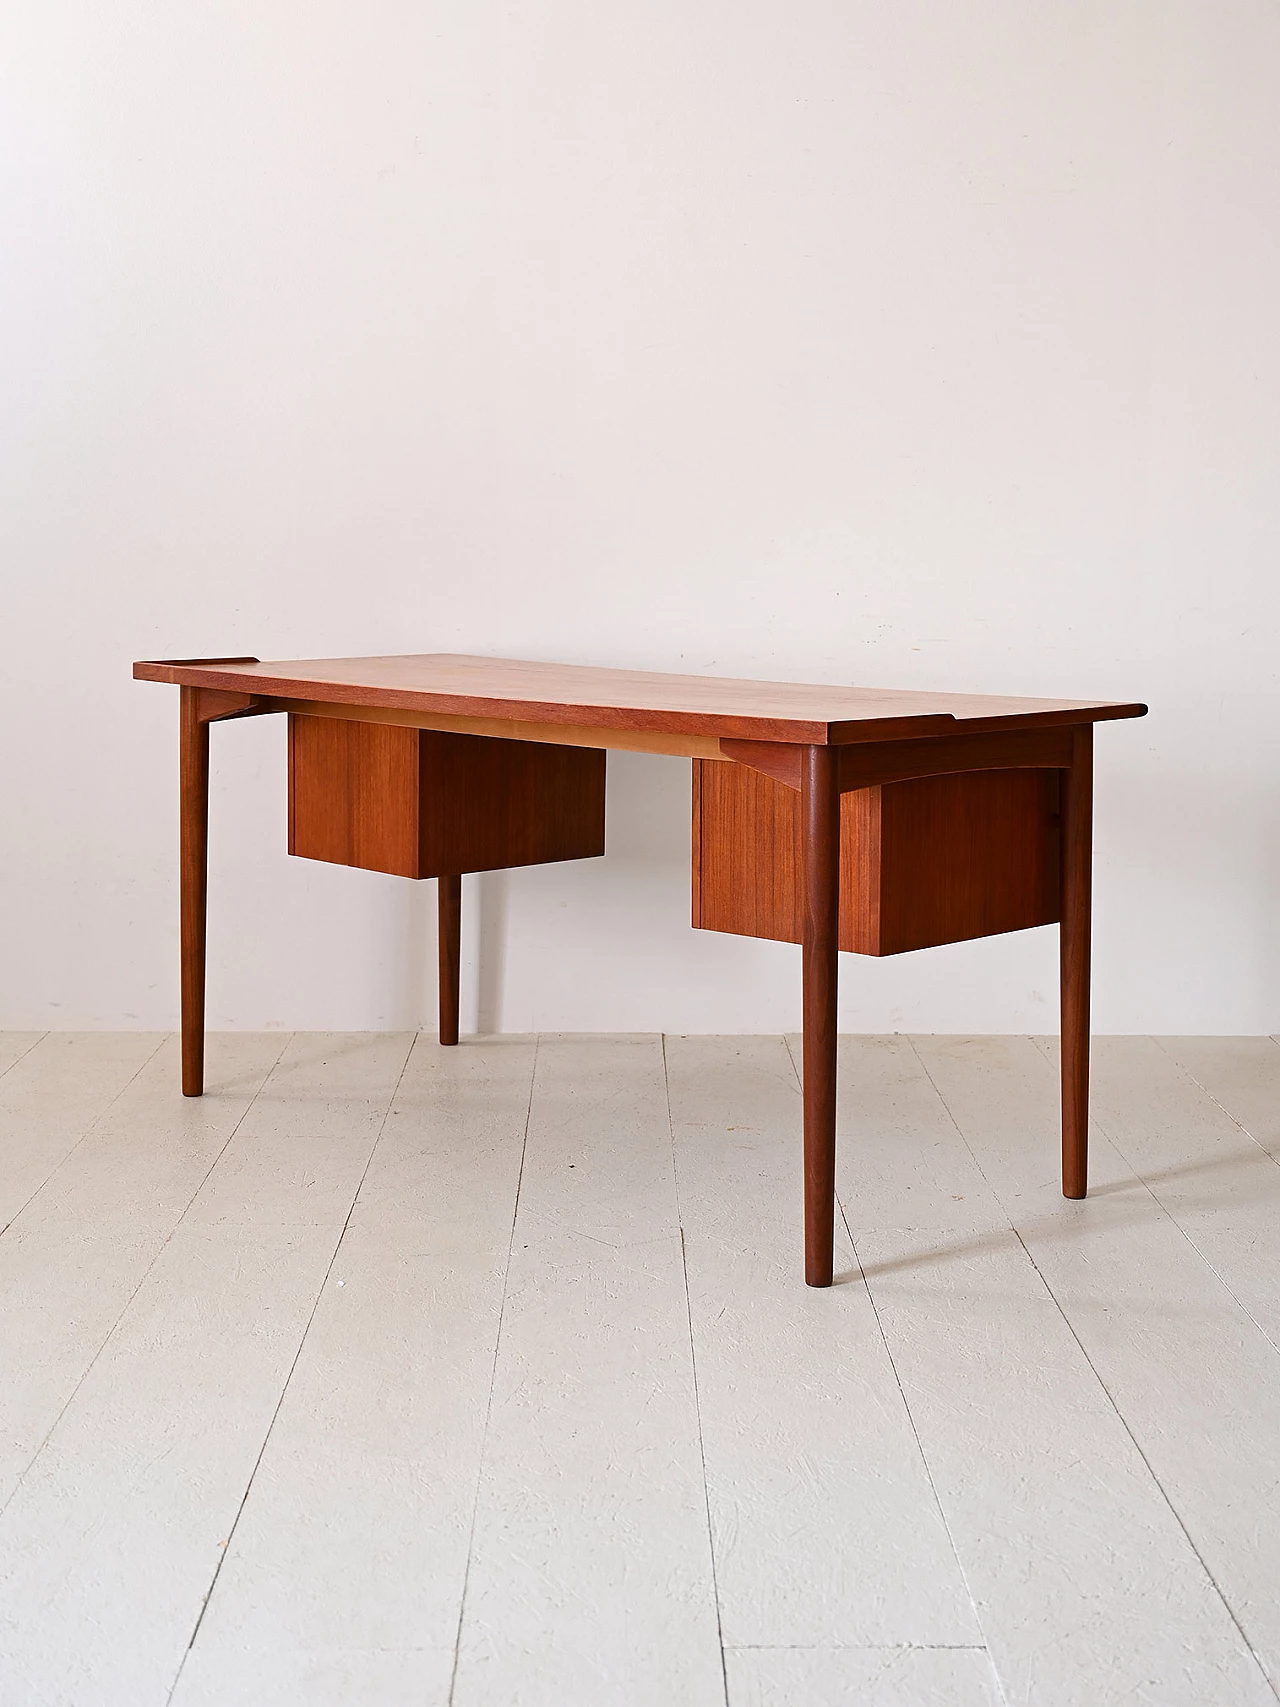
[289, 715, 606, 879]
[693, 758, 1060, 955]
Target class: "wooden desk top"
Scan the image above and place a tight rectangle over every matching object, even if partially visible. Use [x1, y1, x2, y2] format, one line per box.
[134, 653, 1146, 746]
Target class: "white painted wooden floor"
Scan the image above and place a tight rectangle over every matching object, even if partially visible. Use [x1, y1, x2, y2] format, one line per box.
[1, 1032, 1278, 1707]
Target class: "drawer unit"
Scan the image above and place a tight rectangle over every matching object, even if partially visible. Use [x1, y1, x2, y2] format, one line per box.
[288, 714, 606, 879]
[693, 758, 1060, 955]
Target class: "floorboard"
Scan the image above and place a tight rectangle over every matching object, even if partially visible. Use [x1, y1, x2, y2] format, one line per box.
[171, 1037, 537, 1707]
[2, 1031, 1278, 1707]
[0, 1033, 286, 1509]
[724, 1645, 1002, 1707]
[1083, 1035, 1280, 1353]
[450, 1036, 724, 1707]
[0, 1033, 411, 1707]
[0, 1032, 46, 1079]
[833, 1034, 1275, 1707]
[666, 1035, 980, 1653]
[1157, 1036, 1280, 1159]
[0, 1033, 164, 1229]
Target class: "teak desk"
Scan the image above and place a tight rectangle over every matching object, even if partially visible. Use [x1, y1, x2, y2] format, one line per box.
[134, 653, 1146, 1286]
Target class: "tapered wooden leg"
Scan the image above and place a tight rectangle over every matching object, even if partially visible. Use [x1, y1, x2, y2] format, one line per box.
[438, 873, 462, 1046]
[179, 687, 210, 1097]
[1060, 724, 1093, 1198]
[801, 744, 841, 1287]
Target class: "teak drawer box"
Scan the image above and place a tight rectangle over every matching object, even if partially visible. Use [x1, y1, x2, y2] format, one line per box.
[692, 759, 1061, 955]
[287, 714, 606, 879]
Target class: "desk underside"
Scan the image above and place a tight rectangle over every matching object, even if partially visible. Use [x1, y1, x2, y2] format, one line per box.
[271, 696, 727, 758]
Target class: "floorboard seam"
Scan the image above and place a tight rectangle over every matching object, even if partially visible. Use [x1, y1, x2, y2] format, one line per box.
[0, 1033, 168, 1240]
[0, 1032, 294, 1524]
[663, 1033, 732, 1707]
[1150, 1036, 1280, 1165]
[0, 1031, 48, 1085]
[911, 1037, 1280, 1706]
[1006, 1217, 1280, 1705]
[724, 1641, 989, 1651]
[1037, 1039, 1280, 1363]
[445, 1034, 539, 1707]
[786, 1034, 1003, 1702]
[164, 1031, 415, 1705]
[1087, 1103, 1280, 1359]
[837, 1192, 1007, 1707]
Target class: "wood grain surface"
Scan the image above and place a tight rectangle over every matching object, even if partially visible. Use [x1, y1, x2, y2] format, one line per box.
[135, 653, 1147, 746]
[800, 745, 841, 1287]
[178, 688, 209, 1098]
[719, 724, 1076, 792]
[437, 876, 461, 1047]
[1060, 722, 1093, 1197]
[694, 761, 1061, 956]
[287, 715, 606, 880]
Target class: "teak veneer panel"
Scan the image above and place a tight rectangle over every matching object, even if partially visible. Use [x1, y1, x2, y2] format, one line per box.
[693, 760, 1061, 955]
[720, 724, 1075, 793]
[288, 716, 606, 880]
[136, 653, 1146, 747]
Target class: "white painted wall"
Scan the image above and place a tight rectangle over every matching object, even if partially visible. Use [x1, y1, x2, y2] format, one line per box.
[2, 3, 1277, 1035]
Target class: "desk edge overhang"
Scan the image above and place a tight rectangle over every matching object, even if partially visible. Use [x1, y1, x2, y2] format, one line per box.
[133, 659, 1148, 745]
